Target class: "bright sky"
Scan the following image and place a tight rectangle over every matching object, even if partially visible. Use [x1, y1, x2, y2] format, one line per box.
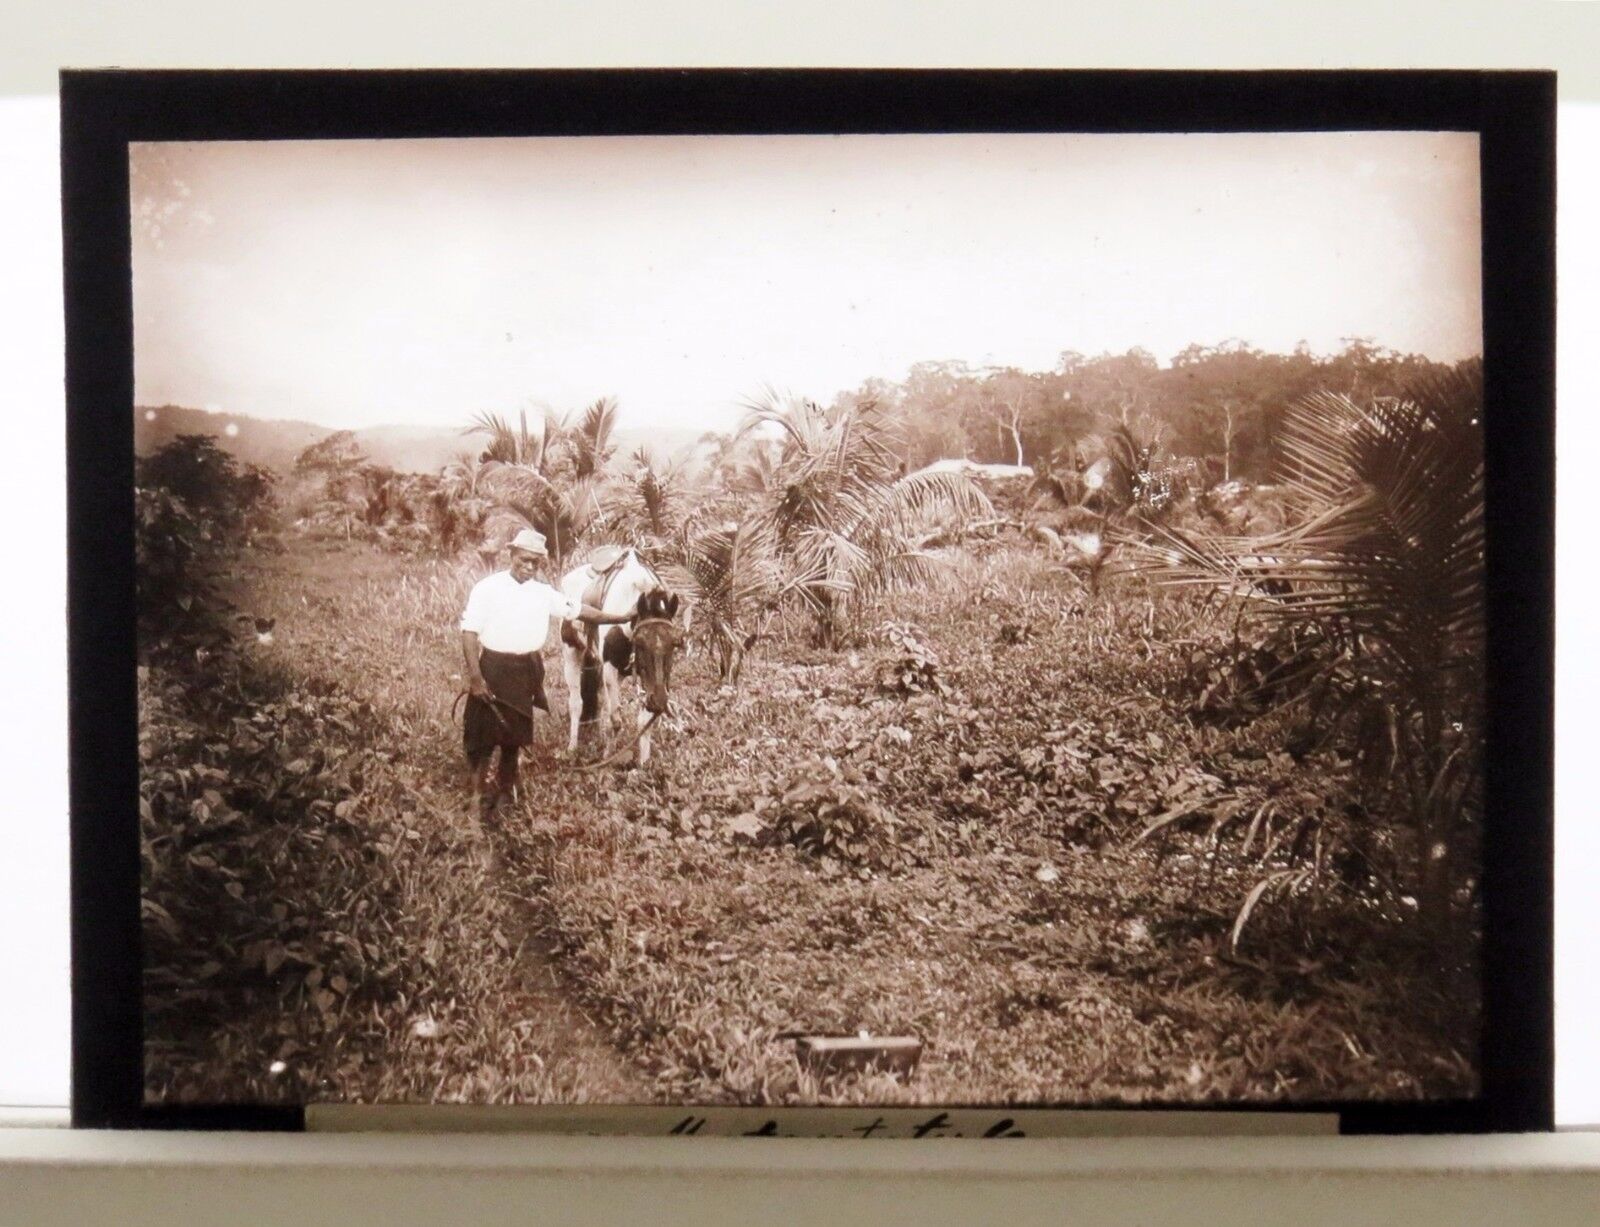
[131, 131, 1482, 436]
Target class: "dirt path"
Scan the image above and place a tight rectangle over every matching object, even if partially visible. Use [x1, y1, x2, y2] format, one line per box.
[471, 779, 653, 1102]
[497, 873, 651, 1100]
[241, 544, 653, 1102]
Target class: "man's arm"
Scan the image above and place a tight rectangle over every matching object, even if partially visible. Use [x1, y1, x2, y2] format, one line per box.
[461, 631, 489, 697]
[574, 604, 633, 626]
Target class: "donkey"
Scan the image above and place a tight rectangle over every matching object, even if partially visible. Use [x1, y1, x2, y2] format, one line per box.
[558, 547, 683, 766]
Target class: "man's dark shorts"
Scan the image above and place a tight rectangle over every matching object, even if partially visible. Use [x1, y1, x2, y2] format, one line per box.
[463, 648, 550, 756]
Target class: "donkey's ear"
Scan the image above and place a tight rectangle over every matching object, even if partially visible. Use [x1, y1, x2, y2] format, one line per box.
[635, 592, 650, 617]
[666, 593, 680, 618]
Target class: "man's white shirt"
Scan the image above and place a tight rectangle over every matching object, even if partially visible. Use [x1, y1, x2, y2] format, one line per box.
[460, 571, 582, 654]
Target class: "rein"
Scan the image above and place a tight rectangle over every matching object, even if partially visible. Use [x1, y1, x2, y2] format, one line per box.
[452, 608, 676, 777]
[451, 686, 662, 774]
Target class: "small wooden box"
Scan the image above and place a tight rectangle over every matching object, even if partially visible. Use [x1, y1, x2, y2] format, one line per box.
[792, 1035, 923, 1079]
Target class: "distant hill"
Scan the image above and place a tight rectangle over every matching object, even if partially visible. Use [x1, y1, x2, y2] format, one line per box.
[135, 405, 331, 472]
[135, 405, 710, 474]
[349, 423, 475, 474]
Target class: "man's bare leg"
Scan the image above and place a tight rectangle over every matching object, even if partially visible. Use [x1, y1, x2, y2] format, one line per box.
[495, 745, 520, 812]
[466, 749, 494, 815]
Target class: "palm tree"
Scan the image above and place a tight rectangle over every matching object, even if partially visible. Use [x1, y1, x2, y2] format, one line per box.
[466, 410, 534, 466]
[737, 393, 992, 645]
[569, 396, 620, 480]
[1130, 361, 1485, 932]
[1082, 421, 1167, 514]
[612, 445, 693, 541]
[657, 518, 802, 684]
[726, 435, 783, 498]
[466, 407, 571, 474]
[464, 405, 610, 563]
[432, 453, 495, 556]
[474, 464, 607, 563]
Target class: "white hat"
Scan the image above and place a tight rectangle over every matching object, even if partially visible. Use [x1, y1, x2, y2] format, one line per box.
[509, 528, 549, 556]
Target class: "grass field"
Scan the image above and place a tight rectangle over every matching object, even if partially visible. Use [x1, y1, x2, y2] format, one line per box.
[140, 533, 1478, 1106]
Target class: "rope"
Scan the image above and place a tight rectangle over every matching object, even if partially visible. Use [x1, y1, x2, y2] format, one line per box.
[450, 688, 532, 731]
[452, 689, 662, 775]
[565, 710, 662, 774]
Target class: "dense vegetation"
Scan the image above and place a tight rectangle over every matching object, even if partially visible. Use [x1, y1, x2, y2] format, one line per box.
[134, 339, 1483, 1105]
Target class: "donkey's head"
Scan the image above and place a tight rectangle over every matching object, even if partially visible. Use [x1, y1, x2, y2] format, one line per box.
[631, 588, 684, 715]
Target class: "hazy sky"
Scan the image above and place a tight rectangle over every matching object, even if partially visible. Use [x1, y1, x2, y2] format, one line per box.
[131, 131, 1481, 435]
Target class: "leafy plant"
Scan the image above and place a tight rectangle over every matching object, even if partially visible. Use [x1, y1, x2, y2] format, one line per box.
[738, 393, 992, 646]
[293, 430, 367, 477]
[611, 446, 695, 543]
[467, 407, 566, 473]
[569, 397, 620, 481]
[473, 462, 608, 564]
[657, 517, 794, 684]
[135, 486, 226, 650]
[1082, 422, 1165, 515]
[135, 435, 277, 653]
[873, 621, 946, 696]
[765, 756, 906, 872]
[1128, 361, 1485, 933]
[141, 433, 277, 541]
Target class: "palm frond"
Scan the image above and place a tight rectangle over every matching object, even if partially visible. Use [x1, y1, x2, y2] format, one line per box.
[1129, 361, 1484, 698]
[570, 396, 620, 479]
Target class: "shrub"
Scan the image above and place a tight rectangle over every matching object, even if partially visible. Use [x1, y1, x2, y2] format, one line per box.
[135, 435, 276, 653]
[1128, 362, 1486, 935]
[138, 433, 277, 542]
[765, 756, 906, 872]
[135, 485, 225, 650]
[873, 621, 946, 696]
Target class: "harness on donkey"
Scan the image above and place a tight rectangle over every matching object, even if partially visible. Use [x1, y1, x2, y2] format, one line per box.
[560, 544, 634, 671]
[560, 544, 681, 764]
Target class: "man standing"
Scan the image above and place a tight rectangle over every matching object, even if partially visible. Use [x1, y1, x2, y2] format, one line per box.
[459, 528, 630, 816]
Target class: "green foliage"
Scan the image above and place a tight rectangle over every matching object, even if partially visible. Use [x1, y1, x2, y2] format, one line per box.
[140, 652, 394, 1101]
[873, 621, 946, 696]
[739, 393, 992, 645]
[765, 756, 907, 872]
[138, 339, 1486, 1106]
[612, 446, 694, 543]
[139, 633, 629, 1104]
[458, 400, 626, 563]
[142, 535, 1477, 1107]
[134, 486, 223, 649]
[656, 517, 789, 684]
[835, 339, 1459, 483]
[476, 463, 607, 563]
[135, 435, 277, 651]
[1172, 622, 1322, 727]
[1128, 362, 1486, 932]
[569, 397, 620, 480]
[1083, 421, 1167, 515]
[293, 429, 367, 476]
[467, 408, 563, 471]
[140, 432, 277, 539]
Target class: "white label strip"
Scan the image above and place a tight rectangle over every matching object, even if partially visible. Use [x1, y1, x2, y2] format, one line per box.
[307, 1104, 1339, 1137]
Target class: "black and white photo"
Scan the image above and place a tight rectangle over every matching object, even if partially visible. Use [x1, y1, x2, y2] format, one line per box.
[117, 111, 1507, 1114]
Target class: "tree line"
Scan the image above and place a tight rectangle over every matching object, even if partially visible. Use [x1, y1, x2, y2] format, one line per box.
[817, 338, 1465, 482]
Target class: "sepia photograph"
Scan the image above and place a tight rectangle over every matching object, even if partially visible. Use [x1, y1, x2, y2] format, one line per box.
[128, 127, 1488, 1110]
